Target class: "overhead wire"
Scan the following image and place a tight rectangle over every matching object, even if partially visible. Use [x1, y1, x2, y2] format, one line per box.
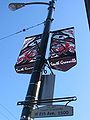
[0, 110, 11, 120]
[0, 21, 45, 119]
[0, 103, 17, 120]
[0, 21, 45, 41]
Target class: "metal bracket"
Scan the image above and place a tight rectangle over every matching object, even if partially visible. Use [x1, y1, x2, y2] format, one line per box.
[34, 41, 40, 52]
[44, 59, 54, 75]
[17, 96, 77, 106]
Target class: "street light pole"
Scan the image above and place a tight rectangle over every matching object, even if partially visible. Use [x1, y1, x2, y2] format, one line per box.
[84, 0, 90, 30]
[9, 0, 56, 120]
[20, 1, 56, 120]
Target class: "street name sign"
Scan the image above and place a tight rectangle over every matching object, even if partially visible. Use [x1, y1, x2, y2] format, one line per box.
[31, 105, 73, 118]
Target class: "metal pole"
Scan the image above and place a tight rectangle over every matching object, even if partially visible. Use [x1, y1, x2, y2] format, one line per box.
[84, 0, 90, 30]
[20, 0, 56, 120]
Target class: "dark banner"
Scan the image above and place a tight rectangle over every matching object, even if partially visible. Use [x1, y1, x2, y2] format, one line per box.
[15, 34, 42, 74]
[49, 27, 77, 71]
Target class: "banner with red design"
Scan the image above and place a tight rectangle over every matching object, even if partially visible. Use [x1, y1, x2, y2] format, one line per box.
[15, 34, 42, 74]
[49, 27, 77, 71]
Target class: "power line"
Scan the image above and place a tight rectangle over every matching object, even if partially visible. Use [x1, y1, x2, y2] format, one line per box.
[0, 21, 45, 41]
[0, 110, 11, 120]
[0, 103, 17, 120]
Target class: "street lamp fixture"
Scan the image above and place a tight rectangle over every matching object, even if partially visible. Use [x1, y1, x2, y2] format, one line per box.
[8, 2, 49, 11]
[8, 3, 25, 11]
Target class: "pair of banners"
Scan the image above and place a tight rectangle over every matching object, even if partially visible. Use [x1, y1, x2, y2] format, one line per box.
[15, 27, 77, 74]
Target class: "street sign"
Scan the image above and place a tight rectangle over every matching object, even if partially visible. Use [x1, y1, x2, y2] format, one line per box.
[31, 105, 73, 118]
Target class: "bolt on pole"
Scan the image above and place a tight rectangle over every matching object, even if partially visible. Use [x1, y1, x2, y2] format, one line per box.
[20, 0, 56, 120]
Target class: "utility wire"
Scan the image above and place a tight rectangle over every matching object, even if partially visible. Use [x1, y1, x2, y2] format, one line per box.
[0, 21, 45, 41]
[0, 110, 11, 120]
[0, 103, 17, 120]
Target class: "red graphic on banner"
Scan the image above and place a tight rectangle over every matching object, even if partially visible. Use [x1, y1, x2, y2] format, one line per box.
[15, 34, 42, 74]
[49, 27, 77, 71]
